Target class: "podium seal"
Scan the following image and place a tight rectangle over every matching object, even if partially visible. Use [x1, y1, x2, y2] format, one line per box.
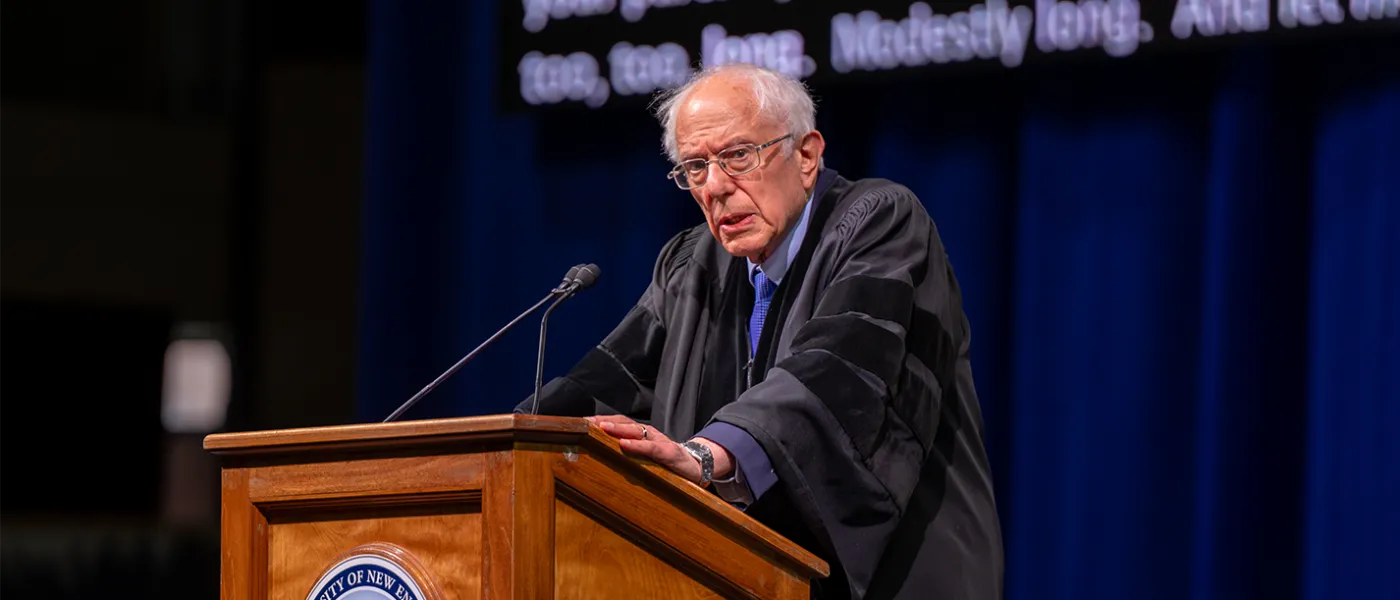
[305, 543, 442, 600]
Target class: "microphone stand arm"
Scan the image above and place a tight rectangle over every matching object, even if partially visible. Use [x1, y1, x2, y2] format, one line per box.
[531, 284, 578, 415]
[383, 291, 560, 423]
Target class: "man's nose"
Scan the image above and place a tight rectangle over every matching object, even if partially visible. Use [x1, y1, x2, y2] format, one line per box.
[705, 162, 737, 197]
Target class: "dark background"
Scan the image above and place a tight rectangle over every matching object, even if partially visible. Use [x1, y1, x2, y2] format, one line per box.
[3, 1, 1397, 598]
[3, 0, 365, 594]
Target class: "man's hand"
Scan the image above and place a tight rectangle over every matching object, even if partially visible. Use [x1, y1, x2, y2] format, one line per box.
[586, 415, 734, 486]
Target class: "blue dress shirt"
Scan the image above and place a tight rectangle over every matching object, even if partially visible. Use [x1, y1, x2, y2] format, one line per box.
[695, 193, 814, 507]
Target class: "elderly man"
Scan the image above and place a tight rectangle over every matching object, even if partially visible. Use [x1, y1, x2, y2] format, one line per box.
[521, 63, 1004, 599]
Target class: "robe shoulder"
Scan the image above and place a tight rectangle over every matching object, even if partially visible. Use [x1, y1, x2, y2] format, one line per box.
[653, 224, 709, 288]
[829, 178, 937, 244]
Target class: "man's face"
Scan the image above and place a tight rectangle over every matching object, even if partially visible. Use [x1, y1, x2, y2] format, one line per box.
[674, 77, 823, 262]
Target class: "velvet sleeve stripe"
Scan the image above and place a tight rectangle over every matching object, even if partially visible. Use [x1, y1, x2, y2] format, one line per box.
[779, 349, 889, 460]
[890, 360, 942, 453]
[813, 275, 915, 328]
[789, 314, 905, 390]
[905, 307, 959, 389]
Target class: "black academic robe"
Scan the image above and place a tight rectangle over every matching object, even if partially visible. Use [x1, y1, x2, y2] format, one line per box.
[522, 170, 1005, 599]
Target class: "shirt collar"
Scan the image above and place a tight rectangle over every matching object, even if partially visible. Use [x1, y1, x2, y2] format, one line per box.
[747, 189, 815, 287]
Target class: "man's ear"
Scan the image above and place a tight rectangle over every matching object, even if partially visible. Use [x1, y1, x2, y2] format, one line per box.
[798, 130, 826, 188]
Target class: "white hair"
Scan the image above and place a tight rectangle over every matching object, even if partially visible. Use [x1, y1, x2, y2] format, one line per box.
[651, 63, 818, 165]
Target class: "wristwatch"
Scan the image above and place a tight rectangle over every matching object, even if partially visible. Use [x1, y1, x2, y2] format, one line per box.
[681, 441, 714, 486]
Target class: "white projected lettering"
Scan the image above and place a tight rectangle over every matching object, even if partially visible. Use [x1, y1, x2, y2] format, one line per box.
[702, 24, 817, 78]
[1349, 0, 1399, 19]
[519, 51, 612, 107]
[509, 0, 1395, 109]
[1172, 0, 1272, 38]
[609, 42, 692, 96]
[523, 0, 617, 33]
[1034, 0, 1155, 57]
[1277, 0, 1346, 27]
[621, 0, 724, 23]
[831, 2, 1034, 70]
[520, 0, 725, 32]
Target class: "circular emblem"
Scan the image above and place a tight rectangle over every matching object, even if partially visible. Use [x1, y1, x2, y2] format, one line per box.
[305, 543, 442, 600]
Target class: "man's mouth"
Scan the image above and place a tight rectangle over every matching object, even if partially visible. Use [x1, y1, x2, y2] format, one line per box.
[718, 213, 755, 232]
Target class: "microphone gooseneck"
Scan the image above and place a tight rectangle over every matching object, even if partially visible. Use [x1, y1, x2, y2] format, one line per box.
[532, 292, 572, 415]
[382, 264, 593, 422]
[531, 263, 601, 415]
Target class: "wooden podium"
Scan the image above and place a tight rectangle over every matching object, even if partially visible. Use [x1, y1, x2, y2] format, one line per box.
[204, 414, 828, 599]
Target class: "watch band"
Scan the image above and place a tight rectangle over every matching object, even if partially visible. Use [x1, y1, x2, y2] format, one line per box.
[682, 441, 714, 486]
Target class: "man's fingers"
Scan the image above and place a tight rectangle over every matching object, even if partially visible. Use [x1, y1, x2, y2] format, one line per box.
[618, 438, 667, 459]
[621, 439, 690, 466]
[586, 414, 637, 427]
[598, 420, 665, 442]
[588, 414, 636, 424]
[594, 420, 697, 483]
[615, 439, 702, 484]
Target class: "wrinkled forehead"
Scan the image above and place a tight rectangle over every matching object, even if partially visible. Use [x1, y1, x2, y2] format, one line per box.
[674, 80, 779, 154]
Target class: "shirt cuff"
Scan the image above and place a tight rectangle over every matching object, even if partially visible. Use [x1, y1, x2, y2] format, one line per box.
[694, 422, 778, 508]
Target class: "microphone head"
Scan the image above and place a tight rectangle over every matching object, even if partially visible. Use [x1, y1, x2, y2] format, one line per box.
[573, 264, 601, 290]
[552, 264, 583, 293]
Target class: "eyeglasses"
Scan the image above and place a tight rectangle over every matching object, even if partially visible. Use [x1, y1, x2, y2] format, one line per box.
[667, 133, 793, 190]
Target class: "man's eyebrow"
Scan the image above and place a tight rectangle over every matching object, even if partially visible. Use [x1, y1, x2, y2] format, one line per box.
[681, 136, 753, 161]
[720, 136, 753, 149]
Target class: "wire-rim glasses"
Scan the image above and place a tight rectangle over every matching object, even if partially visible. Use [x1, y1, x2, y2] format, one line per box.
[667, 133, 793, 190]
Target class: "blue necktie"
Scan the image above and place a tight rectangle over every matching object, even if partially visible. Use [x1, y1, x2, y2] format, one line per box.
[750, 269, 776, 356]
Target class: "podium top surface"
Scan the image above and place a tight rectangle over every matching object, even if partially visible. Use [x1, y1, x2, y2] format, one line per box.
[204, 413, 587, 455]
[204, 414, 829, 579]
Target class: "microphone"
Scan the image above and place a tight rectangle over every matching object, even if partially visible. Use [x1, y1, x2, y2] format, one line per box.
[553, 265, 583, 294]
[382, 264, 593, 422]
[531, 263, 600, 415]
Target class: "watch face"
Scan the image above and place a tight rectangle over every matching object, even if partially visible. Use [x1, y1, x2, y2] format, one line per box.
[684, 442, 713, 483]
[690, 443, 711, 459]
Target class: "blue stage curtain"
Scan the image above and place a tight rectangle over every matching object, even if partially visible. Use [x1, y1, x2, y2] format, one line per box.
[359, 2, 1398, 597]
